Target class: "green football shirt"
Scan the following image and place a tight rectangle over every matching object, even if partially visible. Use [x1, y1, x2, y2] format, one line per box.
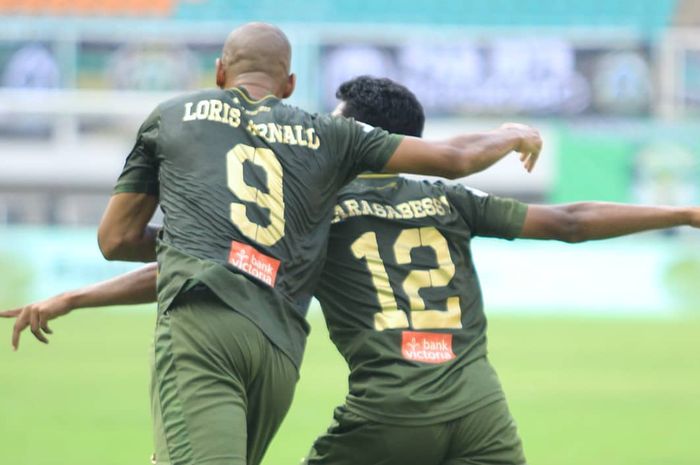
[114, 87, 402, 368]
[315, 174, 527, 425]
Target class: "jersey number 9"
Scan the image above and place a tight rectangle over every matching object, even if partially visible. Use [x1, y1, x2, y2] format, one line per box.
[227, 144, 285, 246]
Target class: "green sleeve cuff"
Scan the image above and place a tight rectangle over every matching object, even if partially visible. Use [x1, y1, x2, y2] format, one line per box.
[113, 181, 159, 196]
[508, 202, 529, 239]
[375, 134, 404, 172]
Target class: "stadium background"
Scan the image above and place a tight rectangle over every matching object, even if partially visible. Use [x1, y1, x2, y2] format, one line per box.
[0, 1, 698, 464]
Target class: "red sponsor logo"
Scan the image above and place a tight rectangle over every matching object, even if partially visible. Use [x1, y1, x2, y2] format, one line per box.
[401, 331, 455, 364]
[228, 241, 280, 287]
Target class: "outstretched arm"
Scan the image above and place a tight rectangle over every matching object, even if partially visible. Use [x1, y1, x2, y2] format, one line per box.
[383, 123, 542, 179]
[0, 263, 158, 350]
[520, 203, 700, 242]
[98, 193, 159, 261]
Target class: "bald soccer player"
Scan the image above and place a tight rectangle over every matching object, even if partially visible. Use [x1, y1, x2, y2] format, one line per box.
[90, 23, 542, 465]
[4, 76, 700, 465]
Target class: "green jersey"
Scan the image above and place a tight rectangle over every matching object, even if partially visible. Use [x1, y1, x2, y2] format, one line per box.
[315, 175, 527, 425]
[114, 87, 402, 368]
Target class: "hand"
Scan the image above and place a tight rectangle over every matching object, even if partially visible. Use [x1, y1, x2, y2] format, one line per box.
[500, 123, 543, 173]
[0, 294, 73, 351]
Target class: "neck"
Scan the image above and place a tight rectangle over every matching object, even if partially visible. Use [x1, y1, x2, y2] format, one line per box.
[226, 73, 284, 99]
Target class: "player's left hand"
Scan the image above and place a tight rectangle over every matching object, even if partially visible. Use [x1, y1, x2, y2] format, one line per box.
[499, 122, 542, 173]
[0, 294, 73, 351]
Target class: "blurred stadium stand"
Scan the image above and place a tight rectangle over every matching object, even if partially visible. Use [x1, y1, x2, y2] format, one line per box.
[0, 0, 698, 226]
[0, 0, 174, 16]
[0, 0, 678, 29]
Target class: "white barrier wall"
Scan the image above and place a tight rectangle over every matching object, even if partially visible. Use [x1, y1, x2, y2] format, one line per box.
[473, 237, 698, 317]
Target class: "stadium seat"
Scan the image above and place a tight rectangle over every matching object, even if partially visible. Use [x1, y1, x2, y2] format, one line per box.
[0, 0, 173, 16]
[0, 0, 677, 31]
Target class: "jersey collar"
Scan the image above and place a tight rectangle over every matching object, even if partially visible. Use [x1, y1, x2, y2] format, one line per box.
[357, 174, 400, 179]
[229, 86, 279, 104]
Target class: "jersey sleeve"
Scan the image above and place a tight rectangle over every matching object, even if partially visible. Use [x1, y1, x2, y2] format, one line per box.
[320, 115, 403, 183]
[445, 184, 528, 239]
[113, 108, 161, 195]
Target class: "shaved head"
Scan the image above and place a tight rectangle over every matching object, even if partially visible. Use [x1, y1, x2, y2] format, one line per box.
[217, 22, 294, 97]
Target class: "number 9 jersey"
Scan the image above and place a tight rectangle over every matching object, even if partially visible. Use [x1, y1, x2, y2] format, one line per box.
[113, 87, 402, 368]
[315, 174, 528, 425]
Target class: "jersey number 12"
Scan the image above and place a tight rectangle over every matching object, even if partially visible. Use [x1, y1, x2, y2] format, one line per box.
[351, 227, 462, 331]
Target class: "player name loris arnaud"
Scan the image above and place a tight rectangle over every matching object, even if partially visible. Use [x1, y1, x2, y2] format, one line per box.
[182, 98, 321, 149]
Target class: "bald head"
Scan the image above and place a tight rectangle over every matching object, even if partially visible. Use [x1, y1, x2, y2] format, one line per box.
[217, 22, 294, 98]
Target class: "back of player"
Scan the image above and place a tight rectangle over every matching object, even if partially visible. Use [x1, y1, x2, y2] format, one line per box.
[118, 86, 400, 364]
[311, 174, 529, 465]
[115, 85, 401, 465]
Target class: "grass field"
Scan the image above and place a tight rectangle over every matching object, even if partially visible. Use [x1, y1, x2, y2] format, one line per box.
[1, 307, 699, 465]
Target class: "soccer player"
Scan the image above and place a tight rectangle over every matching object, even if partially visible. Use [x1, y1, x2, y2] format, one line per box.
[4, 76, 700, 465]
[303, 77, 700, 465]
[85, 22, 542, 465]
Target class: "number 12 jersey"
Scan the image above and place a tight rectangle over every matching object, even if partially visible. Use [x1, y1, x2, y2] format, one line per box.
[316, 174, 528, 425]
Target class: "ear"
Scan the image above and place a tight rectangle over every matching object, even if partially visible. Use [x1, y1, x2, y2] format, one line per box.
[331, 101, 345, 117]
[215, 58, 226, 89]
[282, 73, 296, 99]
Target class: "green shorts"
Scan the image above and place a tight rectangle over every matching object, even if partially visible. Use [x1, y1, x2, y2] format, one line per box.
[304, 399, 526, 465]
[151, 288, 298, 465]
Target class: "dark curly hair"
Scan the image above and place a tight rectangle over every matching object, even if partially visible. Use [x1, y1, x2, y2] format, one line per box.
[335, 76, 424, 137]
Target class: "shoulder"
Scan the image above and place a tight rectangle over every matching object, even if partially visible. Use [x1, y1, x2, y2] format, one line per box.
[312, 114, 371, 134]
[442, 182, 489, 200]
[337, 176, 372, 198]
[395, 177, 452, 198]
[268, 100, 314, 120]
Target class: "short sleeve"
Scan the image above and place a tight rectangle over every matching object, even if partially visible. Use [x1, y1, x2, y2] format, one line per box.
[445, 184, 528, 239]
[320, 115, 403, 183]
[113, 108, 161, 195]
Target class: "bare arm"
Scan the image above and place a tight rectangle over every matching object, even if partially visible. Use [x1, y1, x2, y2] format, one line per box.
[383, 123, 542, 179]
[98, 193, 159, 261]
[520, 203, 699, 242]
[0, 263, 158, 350]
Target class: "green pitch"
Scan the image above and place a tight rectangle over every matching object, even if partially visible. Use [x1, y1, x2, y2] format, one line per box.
[0, 308, 698, 465]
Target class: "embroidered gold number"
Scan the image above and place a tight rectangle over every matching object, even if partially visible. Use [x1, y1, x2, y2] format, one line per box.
[227, 144, 285, 246]
[351, 232, 410, 331]
[351, 227, 462, 331]
[394, 228, 461, 329]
